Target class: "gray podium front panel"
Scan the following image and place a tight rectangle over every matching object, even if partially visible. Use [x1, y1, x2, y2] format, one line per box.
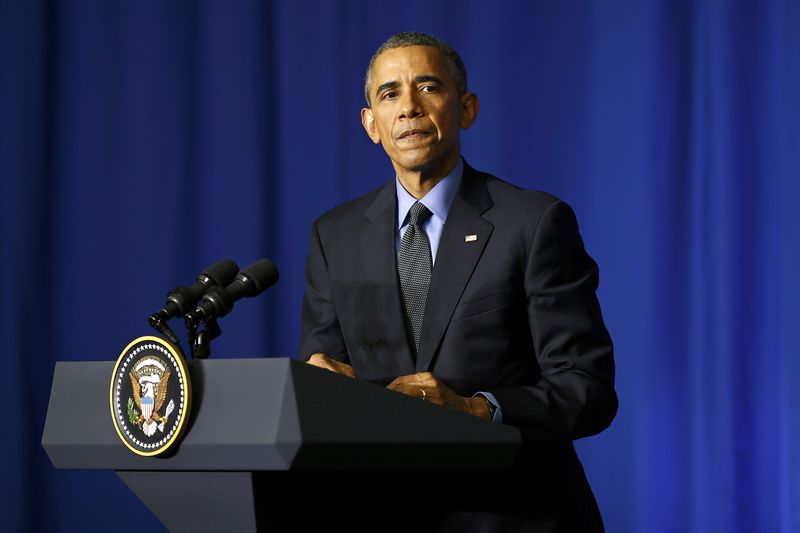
[43, 358, 521, 471]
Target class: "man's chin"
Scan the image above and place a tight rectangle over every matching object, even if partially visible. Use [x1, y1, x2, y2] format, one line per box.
[388, 149, 442, 172]
[391, 151, 460, 178]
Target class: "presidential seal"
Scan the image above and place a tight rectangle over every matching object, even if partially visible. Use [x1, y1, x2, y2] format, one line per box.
[109, 336, 191, 456]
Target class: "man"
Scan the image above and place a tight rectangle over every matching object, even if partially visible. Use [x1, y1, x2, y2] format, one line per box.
[301, 32, 617, 532]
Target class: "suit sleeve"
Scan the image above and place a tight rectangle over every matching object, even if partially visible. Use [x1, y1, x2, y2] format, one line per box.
[490, 200, 618, 441]
[299, 220, 349, 363]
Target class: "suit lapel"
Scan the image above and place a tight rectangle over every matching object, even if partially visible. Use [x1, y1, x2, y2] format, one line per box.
[361, 182, 415, 372]
[416, 165, 494, 372]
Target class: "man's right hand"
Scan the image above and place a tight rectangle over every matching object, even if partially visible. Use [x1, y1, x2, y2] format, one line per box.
[306, 353, 355, 378]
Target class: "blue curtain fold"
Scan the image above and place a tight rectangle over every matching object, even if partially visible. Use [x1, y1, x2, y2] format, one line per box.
[1, 1, 798, 531]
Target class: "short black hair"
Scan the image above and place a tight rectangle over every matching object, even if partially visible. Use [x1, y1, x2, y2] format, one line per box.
[364, 31, 467, 106]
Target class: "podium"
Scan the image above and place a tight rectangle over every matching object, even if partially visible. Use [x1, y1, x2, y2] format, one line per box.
[42, 358, 522, 532]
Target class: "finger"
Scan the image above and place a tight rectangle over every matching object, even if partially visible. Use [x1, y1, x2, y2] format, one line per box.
[388, 372, 432, 386]
[306, 353, 331, 369]
[391, 384, 428, 400]
[387, 379, 413, 391]
[387, 379, 424, 391]
[306, 353, 328, 364]
[387, 383, 434, 402]
[330, 360, 356, 378]
[308, 355, 343, 374]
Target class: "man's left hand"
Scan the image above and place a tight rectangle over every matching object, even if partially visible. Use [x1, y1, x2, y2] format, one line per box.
[386, 372, 492, 420]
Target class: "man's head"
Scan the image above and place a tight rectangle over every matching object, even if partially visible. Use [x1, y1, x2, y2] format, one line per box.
[361, 32, 479, 184]
[363, 32, 467, 107]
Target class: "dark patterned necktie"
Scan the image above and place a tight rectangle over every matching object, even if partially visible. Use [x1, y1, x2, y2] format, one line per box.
[398, 201, 433, 354]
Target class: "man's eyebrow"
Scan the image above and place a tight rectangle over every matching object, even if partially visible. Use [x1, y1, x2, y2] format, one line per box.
[375, 80, 400, 97]
[414, 75, 444, 85]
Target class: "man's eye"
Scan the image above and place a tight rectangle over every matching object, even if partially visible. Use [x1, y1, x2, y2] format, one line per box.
[420, 85, 439, 93]
[382, 91, 398, 100]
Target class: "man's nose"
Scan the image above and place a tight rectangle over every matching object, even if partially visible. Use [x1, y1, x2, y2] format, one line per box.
[399, 90, 422, 119]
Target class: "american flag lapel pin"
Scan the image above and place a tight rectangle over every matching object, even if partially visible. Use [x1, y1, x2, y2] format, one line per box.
[465, 234, 478, 242]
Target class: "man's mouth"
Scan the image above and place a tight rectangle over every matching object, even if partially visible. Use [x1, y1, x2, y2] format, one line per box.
[398, 129, 430, 139]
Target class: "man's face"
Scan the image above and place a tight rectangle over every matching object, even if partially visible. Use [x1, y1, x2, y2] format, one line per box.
[361, 45, 478, 180]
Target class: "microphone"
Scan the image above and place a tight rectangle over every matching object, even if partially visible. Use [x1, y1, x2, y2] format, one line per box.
[189, 259, 279, 321]
[148, 258, 240, 328]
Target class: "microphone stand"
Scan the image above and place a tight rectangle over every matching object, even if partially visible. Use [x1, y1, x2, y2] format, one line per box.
[185, 314, 221, 359]
[194, 319, 221, 359]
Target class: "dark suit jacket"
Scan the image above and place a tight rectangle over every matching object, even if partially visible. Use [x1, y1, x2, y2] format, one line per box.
[300, 162, 617, 532]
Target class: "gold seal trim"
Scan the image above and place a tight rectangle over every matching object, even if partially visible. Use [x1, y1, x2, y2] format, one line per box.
[109, 335, 192, 457]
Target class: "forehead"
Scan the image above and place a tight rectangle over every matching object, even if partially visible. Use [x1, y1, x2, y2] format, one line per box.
[370, 45, 452, 84]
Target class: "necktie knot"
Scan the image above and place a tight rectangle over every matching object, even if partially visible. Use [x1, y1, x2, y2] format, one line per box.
[408, 202, 431, 227]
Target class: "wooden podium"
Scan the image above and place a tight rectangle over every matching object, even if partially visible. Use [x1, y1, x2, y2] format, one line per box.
[42, 358, 521, 532]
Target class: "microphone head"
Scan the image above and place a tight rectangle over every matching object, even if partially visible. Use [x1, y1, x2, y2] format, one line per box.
[239, 259, 280, 295]
[200, 258, 239, 287]
[194, 285, 235, 320]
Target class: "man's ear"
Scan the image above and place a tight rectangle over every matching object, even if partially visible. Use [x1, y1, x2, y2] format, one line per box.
[459, 92, 480, 129]
[361, 107, 381, 144]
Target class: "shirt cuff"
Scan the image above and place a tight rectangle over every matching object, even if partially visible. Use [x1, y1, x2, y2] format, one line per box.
[474, 392, 503, 423]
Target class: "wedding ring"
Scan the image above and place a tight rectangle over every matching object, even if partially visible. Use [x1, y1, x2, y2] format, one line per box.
[420, 388, 427, 401]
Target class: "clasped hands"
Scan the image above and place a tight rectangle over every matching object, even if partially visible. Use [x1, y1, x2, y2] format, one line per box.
[306, 353, 491, 420]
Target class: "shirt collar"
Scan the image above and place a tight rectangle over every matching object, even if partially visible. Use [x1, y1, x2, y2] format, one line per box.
[395, 157, 463, 229]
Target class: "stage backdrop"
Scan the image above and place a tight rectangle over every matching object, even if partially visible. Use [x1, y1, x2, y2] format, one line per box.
[2, 1, 798, 531]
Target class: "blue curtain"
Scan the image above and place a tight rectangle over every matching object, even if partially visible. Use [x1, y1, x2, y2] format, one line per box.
[2, 1, 798, 531]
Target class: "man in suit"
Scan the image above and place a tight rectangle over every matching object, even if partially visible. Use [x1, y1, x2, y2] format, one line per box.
[301, 32, 617, 532]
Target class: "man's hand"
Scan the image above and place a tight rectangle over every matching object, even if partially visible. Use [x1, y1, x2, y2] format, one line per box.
[387, 372, 492, 420]
[306, 353, 355, 378]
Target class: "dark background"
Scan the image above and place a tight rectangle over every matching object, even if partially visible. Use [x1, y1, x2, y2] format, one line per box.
[2, 1, 798, 531]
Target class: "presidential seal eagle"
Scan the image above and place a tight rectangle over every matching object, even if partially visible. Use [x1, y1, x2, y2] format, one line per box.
[129, 356, 175, 437]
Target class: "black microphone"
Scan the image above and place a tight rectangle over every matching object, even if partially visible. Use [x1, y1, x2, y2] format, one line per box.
[148, 258, 240, 328]
[189, 259, 279, 321]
